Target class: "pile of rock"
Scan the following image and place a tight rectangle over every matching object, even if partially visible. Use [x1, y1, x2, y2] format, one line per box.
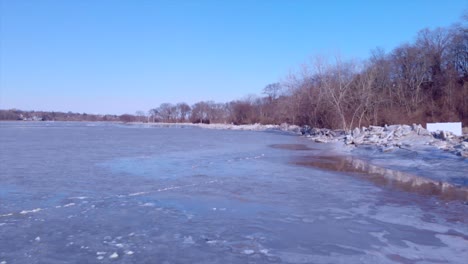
[301, 126, 346, 143]
[430, 130, 468, 158]
[301, 124, 468, 158]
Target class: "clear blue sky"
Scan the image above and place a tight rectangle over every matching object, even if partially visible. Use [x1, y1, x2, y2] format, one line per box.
[1, 0, 466, 115]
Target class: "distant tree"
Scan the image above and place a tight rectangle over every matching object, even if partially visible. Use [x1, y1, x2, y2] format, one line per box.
[148, 108, 159, 122]
[175, 102, 191, 122]
[135, 111, 146, 122]
[119, 114, 136, 123]
[157, 103, 176, 122]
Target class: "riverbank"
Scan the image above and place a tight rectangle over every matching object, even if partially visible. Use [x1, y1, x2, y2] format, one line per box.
[136, 121, 468, 159]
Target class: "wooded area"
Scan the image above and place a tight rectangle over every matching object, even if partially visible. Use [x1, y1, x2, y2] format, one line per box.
[2, 17, 467, 129]
[142, 18, 468, 130]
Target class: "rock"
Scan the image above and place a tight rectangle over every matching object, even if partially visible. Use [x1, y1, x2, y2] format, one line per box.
[300, 125, 311, 135]
[417, 127, 431, 136]
[434, 130, 456, 140]
[458, 151, 468, 158]
[314, 137, 330, 143]
[430, 140, 448, 149]
[439, 130, 448, 140]
[462, 142, 468, 149]
[334, 129, 346, 136]
[353, 135, 365, 145]
[382, 130, 394, 141]
[345, 135, 354, 145]
[369, 126, 384, 133]
[367, 134, 380, 144]
[401, 125, 413, 136]
[352, 127, 360, 137]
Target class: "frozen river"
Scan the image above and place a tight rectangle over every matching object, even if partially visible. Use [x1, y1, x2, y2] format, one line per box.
[0, 122, 467, 263]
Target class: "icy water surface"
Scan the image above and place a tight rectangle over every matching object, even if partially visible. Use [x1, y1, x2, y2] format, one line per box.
[0, 122, 467, 264]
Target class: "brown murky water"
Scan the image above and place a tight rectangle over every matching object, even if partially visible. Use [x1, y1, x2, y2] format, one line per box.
[269, 144, 317, 151]
[292, 155, 468, 202]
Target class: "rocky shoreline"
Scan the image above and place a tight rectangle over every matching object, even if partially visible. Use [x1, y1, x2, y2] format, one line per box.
[300, 124, 468, 158]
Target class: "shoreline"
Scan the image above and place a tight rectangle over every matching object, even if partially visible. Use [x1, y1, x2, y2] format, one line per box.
[135, 121, 468, 159]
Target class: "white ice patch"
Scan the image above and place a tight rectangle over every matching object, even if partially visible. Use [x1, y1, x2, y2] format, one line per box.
[183, 236, 195, 244]
[0, 213, 13, 217]
[140, 202, 155, 207]
[63, 203, 75, 207]
[20, 208, 42, 214]
[243, 249, 255, 255]
[35, 236, 41, 242]
[128, 192, 148, 197]
[125, 250, 134, 255]
[109, 252, 119, 259]
[96, 252, 107, 255]
[69, 196, 88, 200]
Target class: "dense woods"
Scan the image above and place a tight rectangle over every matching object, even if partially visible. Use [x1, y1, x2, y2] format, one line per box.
[2, 17, 467, 129]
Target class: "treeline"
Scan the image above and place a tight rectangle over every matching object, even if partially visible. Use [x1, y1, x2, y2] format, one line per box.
[0, 109, 121, 122]
[2, 16, 467, 129]
[147, 18, 467, 129]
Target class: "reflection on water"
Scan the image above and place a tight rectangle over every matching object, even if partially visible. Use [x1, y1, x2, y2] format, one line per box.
[293, 155, 468, 202]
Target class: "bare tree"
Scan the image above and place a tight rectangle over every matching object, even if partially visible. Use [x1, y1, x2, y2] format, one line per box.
[175, 102, 191, 122]
[135, 111, 146, 123]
